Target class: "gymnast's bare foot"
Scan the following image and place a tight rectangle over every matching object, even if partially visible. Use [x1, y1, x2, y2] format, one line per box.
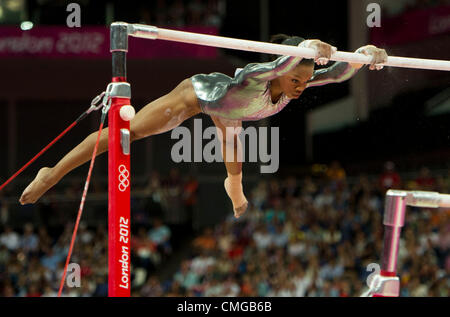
[234, 201, 248, 218]
[19, 167, 56, 205]
[224, 177, 248, 218]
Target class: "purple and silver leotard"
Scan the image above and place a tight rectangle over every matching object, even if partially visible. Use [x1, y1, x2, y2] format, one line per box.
[190, 54, 359, 121]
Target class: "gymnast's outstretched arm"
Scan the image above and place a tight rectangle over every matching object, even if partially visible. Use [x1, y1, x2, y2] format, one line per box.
[306, 45, 388, 88]
[306, 61, 359, 88]
[240, 40, 336, 82]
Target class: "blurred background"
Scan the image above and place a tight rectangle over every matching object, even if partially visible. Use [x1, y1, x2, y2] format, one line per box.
[0, 0, 449, 297]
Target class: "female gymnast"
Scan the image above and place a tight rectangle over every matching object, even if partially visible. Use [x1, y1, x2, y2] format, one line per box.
[19, 35, 387, 218]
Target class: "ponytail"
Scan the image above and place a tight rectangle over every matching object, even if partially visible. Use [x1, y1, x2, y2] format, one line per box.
[269, 34, 313, 66]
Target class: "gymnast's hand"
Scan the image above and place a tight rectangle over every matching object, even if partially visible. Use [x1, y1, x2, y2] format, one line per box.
[355, 45, 388, 70]
[301, 39, 337, 66]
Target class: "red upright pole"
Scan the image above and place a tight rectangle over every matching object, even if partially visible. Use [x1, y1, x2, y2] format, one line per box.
[108, 22, 131, 297]
[108, 94, 131, 297]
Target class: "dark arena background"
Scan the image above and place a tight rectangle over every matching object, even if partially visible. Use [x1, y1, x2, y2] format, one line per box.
[0, 0, 449, 299]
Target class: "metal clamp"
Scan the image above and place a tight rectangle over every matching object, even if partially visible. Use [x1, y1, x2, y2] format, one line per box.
[361, 274, 400, 297]
[87, 91, 106, 114]
[120, 129, 130, 155]
[128, 24, 159, 39]
[106, 82, 131, 99]
[100, 90, 112, 115]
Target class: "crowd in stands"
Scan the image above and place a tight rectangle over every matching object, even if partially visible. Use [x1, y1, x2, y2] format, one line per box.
[0, 162, 449, 297]
[0, 217, 176, 297]
[155, 162, 450, 297]
[0, 168, 195, 297]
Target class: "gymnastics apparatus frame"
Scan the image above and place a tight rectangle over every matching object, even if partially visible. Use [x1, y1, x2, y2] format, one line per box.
[107, 22, 450, 297]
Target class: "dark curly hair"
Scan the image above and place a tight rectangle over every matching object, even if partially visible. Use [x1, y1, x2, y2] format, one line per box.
[269, 34, 314, 67]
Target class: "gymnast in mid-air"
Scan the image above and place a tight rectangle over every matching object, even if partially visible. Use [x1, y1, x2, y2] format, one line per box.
[19, 34, 387, 218]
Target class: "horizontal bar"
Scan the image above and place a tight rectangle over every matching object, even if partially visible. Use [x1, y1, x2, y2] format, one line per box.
[127, 23, 450, 71]
[406, 190, 450, 208]
[387, 189, 450, 208]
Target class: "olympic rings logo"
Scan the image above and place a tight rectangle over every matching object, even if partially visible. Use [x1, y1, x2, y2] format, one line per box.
[118, 164, 130, 192]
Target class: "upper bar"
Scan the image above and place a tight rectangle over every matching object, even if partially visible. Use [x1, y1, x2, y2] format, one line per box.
[126, 23, 450, 71]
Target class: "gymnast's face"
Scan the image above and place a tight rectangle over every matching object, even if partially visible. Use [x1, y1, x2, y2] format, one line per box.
[280, 63, 314, 99]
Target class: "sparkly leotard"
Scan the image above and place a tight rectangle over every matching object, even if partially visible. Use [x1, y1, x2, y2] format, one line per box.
[190, 54, 358, 121]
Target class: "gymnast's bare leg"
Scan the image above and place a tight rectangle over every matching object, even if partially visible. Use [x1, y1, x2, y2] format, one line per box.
[19, 79, 202, 205]
[211, 116, 248, 218]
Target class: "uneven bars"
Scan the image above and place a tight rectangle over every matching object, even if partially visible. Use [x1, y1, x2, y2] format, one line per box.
[125, 23, 450, 72]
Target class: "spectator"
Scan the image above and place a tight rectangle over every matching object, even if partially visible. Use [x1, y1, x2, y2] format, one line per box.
[292, 266, 313, 297]
[162, 168, 186, 226]
[141, 276, 164, 297]
[40, 249, 63, 272]
[319, 257, 344, 281]
[314, 186, 335, 209]
[132, 227, 159, 270]
[204, 278, 224, 296]
[0, 199, 9, 226]
[26, 283, 42, 297]
[0, 226, 20, 251]
[21, 223, 39, 255]
[148, 218, 172, 256]
[2, 283, 15, 297]
[282, 176, 300, 200]
[139, 171, 164, 223]
[205, 0, 226, 27]
[92, 275, 108, 297]
[190, 251, 216, 275]
[415, 167, 436, 190]
[326, 161, 346, 189]
[272, 223, 289, 248]
[222, 275, 240, 297]
[378, 161, 402, 191]
[252, 224, 273, 250]
[192, 227, 216, 252]
[182, 174, 199, 231]
[251, 180, 268, 210]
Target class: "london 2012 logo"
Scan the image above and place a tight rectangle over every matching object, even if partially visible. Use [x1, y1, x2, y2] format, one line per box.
[118, 164, 130, 192]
